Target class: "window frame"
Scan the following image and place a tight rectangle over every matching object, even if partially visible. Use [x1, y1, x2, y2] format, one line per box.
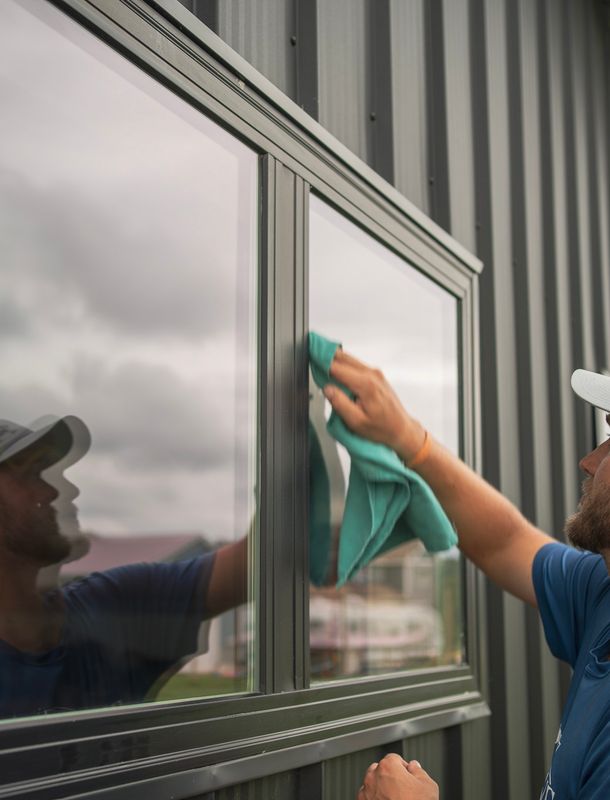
[0, 0, 487, 797]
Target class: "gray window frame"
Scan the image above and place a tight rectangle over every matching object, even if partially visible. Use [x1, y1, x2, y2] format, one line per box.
[0, 1, 487, 797]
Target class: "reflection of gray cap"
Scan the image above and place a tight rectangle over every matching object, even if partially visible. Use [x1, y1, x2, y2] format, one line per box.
[0, 415, 91, 468]
[571, 369, 610, 413]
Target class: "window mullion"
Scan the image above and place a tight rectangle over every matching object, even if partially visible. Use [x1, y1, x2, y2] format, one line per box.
[259, 157, 308, 694]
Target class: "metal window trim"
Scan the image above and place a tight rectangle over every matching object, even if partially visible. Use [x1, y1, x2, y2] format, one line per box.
[305, 182, 484, 693]
[0, 0, 487, 795]
[0, 693, 489, 799]
[61, 703, 494, 799]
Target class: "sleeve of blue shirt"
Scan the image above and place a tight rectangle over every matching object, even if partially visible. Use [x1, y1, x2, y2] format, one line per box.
[533, 542, 608, 667]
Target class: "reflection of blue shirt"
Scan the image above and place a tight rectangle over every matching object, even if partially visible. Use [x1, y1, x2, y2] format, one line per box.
[534, 542, 610, 799]
[0, 556, 214, 718]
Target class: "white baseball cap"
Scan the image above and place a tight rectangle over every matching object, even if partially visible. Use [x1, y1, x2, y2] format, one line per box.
[571, 369, 610, 413]
[0, 415, 90, 468]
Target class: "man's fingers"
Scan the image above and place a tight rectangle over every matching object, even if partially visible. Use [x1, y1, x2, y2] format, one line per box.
[406, 759, 426, 775]
[324, 385, 366, 430]
[328, 358, 368, 393]
[382, 753, 408, 768]
[333, 348, 371, 370]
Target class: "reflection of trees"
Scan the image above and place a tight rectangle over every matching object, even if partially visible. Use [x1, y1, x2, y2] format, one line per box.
[310, 543, 463, 680]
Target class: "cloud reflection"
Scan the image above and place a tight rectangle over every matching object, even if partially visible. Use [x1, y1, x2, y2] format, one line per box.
[0, 0, 258, 543]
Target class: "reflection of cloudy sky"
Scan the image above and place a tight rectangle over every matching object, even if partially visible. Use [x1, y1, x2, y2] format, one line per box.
[0, 1, 258, 541]
[309, 196, 459, 458]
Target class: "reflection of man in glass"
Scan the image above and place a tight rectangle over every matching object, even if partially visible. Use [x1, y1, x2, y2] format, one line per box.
[0, 416, 247, 718]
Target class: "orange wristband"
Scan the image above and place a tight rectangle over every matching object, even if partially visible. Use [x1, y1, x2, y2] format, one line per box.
[407, 429, 431, 468]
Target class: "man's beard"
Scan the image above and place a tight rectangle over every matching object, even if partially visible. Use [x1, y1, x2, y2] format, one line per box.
[0, 503, 72, 566]
[565, 478, 610, 553]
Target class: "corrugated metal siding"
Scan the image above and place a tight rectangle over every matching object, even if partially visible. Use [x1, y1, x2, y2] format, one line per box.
[440, 0, 476, 253]
[215, 771, 297, 800]
[323, 746, 391, 799]
[400, 730, 453, 798]
[322, 732, 453, 800]
[178, 1, 610, 797]
[461, 717, 492, 798]
[587, 3, 610, 368]
[389, 0, 429, 213]
[541, 0, 580, 524]
[316, 0, 369, 162]
[216, 0, 296, 99]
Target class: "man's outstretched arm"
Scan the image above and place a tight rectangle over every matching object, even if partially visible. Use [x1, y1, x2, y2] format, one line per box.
[326, 349, 554, 606]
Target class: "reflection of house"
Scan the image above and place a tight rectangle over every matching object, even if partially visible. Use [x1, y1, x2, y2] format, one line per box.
[60, 532, 211, 580]
[311, 584, 443, 678]
[310, 542, 463, 678]
[310, 590, 444, 679]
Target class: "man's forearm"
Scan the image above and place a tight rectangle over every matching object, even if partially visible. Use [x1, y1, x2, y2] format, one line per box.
[205, 536, 248, 618]
[396, 429, 553, 604]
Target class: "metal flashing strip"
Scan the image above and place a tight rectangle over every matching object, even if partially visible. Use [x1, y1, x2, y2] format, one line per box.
[142, 0, 483, 276]
[62, 702, 490, 799]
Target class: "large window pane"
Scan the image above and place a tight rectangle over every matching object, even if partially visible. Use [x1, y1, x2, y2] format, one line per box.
[0, 0, 257, 719]
[309, 196, 464, 681]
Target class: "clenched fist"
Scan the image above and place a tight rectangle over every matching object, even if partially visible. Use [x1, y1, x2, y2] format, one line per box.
[357, 753, 439, 800]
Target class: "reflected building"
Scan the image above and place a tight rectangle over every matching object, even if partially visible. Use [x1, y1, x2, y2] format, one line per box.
[310, 542, 462, 680]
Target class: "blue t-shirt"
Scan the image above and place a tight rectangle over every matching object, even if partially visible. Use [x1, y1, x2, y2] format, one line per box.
[534, 542, 610, 799]
[0, 554, 214, 718]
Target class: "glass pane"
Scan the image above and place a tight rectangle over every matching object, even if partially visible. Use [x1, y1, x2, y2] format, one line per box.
[309, 196, 464, 681]
[0, 0, 258, 719]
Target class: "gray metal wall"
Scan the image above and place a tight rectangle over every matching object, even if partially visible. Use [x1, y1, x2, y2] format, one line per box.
[179, 1, 610, 798]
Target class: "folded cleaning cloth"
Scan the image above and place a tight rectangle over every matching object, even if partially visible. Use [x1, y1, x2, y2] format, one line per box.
[308, 331, 457, 587]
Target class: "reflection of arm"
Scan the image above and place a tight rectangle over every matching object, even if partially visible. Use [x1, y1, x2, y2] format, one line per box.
[205, 535, 248, 618]
[326, 351, 553, 607]
[87, 556, 214, 664]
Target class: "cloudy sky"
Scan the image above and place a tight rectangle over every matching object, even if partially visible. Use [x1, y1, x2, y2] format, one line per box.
[0, 0, 258, 543]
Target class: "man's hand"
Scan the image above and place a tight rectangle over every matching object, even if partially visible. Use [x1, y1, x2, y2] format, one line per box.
[326, 349, 425, 461]
[357, 754, 439, 800]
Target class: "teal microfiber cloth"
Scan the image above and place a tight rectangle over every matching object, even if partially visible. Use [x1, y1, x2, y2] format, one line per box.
[308, 331, 457, 587]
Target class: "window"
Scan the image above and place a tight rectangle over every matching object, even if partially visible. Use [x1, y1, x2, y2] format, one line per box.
[0, 0, 258, 720]
[0, 0, 484, 794]
[309, 196, 464, 680]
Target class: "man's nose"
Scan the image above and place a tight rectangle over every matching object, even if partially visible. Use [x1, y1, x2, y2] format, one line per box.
[579, 442, 608, 476]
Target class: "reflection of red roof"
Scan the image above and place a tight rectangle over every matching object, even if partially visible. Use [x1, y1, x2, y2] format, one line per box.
[61, 532, 208, 577]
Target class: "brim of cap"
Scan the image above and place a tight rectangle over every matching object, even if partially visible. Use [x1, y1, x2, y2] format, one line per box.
[571, 369, 610, 413]
[0, 415, 91, 468]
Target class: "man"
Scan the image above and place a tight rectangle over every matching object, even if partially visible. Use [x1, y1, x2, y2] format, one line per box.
[0, 415, 247, 718]
[323, 349, 610, 799]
